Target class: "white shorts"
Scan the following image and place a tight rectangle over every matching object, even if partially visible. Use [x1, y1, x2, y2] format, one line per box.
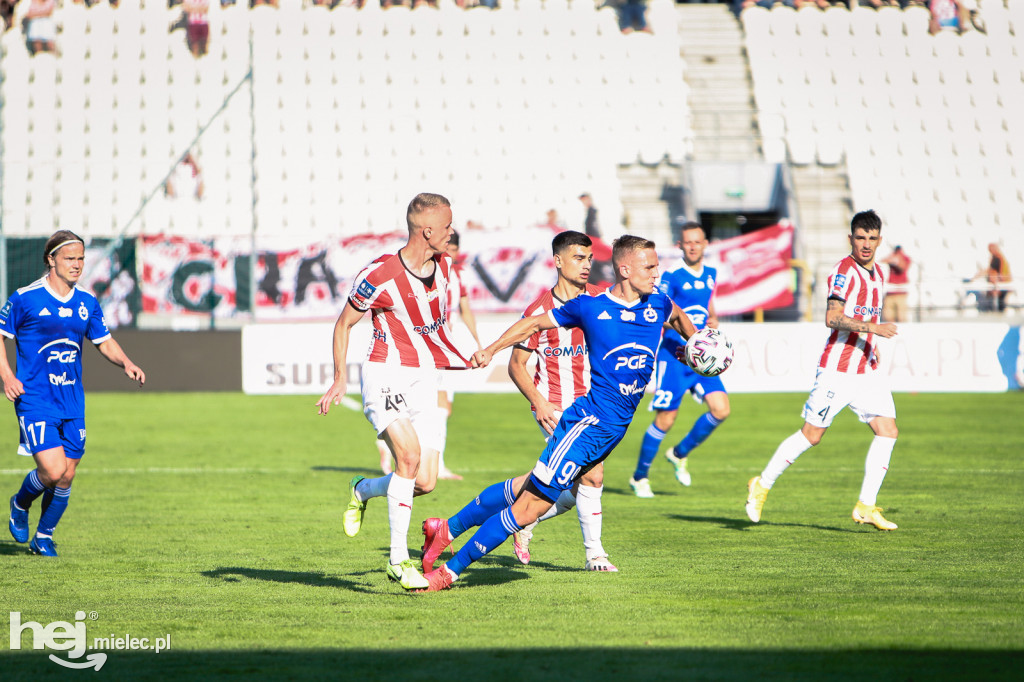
[437, 370, 455, 405]
[360, 363, 442, 452]
[802, 368, 896, 428]
[27, 17, 57, 43]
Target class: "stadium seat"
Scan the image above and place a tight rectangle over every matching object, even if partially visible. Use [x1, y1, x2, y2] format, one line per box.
[902, 4, 931, 35]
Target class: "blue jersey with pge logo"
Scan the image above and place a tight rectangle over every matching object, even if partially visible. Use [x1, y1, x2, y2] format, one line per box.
[550, 290, 674, 427]
[658, 263, 717, 356]
[0, 278, 111, 419]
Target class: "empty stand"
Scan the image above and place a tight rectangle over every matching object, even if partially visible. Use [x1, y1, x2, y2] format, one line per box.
[1, 0, 691, 239]
[745, 3, 1023, 309]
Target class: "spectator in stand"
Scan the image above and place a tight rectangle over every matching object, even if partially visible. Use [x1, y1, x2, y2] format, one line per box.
[881, 245, 911, 323]
[165, 152, 204, 200]
[540, 209, 566, 231]
[736, 0, 796, 11]
[578, 193, 601, 241]
[976, 243, 1012, 313]
[24, 0, 56, 56]
[184, 0, 210, 58]
[2, 0, 19, 32]
[250, 0, 278, 8]
[928, 0, 969, 34]
[617, 0, 651, 35]
[856, 0, 902, 8]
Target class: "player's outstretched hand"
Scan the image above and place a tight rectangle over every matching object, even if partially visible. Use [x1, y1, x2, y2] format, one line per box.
[674, 345, 693, 368]
[874, 322, 898, 338]
[316, 380, 347, 415]
[471, 349, 492, 369]
[125, 363, 146, 386]
[2, 376, 24, 402]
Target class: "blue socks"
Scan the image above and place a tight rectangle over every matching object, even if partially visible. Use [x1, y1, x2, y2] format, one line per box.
[14, 470, 46, 510]
[36, 486, 71, 537]
[447, 507, 522, 576]
[448, 478, 518, 538]
[634, 413, 723, 480]
[13, 468, 76, 537]
[675, 413, 722, 457]
[633, 424, 666, 480]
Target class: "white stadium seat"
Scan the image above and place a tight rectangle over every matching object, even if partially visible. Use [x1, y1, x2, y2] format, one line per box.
[741, 1, 1024, 296]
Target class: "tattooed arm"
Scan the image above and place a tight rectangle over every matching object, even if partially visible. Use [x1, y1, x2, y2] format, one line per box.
[825, 298, 898, 338]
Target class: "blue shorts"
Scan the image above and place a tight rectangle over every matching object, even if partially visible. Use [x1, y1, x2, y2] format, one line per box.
[649, 345, 726, 412]
[17, 414, 87, 460]
[527, 401, 627, 503]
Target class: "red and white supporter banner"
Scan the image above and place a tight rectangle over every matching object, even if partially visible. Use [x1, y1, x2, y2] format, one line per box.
[138, 224, 793, 320]
[656, 222, 795, 316]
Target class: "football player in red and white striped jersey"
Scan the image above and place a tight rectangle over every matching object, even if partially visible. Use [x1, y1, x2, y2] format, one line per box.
[504, 231, 618, 572]
[317, 193, 471, 590]
[746, 210, 902, 531]
[376, 231, 482, 480]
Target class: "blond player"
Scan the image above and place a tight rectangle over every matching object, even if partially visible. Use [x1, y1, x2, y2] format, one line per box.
[374, 230, 480, 480]
[506, 230, 616, 572]
[746, 210, 901, 530]
[317, 193, 471, 590]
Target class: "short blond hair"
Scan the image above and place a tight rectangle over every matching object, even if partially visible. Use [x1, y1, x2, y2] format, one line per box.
[406, 193, 451, 232]
[611, 235, 656, 269]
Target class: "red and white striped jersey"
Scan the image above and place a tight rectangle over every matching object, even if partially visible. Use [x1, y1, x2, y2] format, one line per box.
[348, 252, 471, 369]
[819, 256, 885, 374]
[517, 284, 603, 411]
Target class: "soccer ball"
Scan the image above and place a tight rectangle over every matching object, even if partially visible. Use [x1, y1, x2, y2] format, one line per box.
[683, 327, 734, 377]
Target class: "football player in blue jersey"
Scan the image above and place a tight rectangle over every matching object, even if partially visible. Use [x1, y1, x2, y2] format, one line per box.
[630, 222, 730, 497]
[418, 235, 698, 591]
[3, 231, 145, 557]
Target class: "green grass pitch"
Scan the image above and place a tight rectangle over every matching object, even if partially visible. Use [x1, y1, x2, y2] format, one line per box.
[1, 391, 1022, 681]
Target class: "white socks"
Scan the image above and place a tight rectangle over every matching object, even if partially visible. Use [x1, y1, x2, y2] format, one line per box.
[536, 489, 576, 523]
[357, 473, 392, 501]
[859, 436, 896, 506]
[386, 474, 416, 565]
[522, 485, 608, 560]
[761, 431, 814, 489]
[435, 408, 450, 472]
[760, 430, 896, 506]
[576, 484, 606, 560]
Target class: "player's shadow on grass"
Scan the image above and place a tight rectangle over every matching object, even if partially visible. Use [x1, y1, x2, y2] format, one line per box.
[667, 513, 859, 533]
[202, 567, 376, 594]
[310, 465, 381, 474]
[0, 542, 26, 556]
[382, 547, 579, 578]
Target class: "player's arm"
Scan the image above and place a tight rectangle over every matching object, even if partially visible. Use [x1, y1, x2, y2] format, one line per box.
[666, 302, 701, 368]
[508, 347, 559, 435]
[96, 337, 146, 386]
[458, 294, 482, 349]
[316, 302, 365, 415]
[0, 336, 24, 401]
[706, 298, 720, 329]
[472, 312, 558, 369]
[667, 302, 697, 340]
[825, 298, 897, 338]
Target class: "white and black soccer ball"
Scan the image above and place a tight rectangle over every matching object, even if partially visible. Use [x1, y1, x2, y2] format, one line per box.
[683, 327, 734, 377]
